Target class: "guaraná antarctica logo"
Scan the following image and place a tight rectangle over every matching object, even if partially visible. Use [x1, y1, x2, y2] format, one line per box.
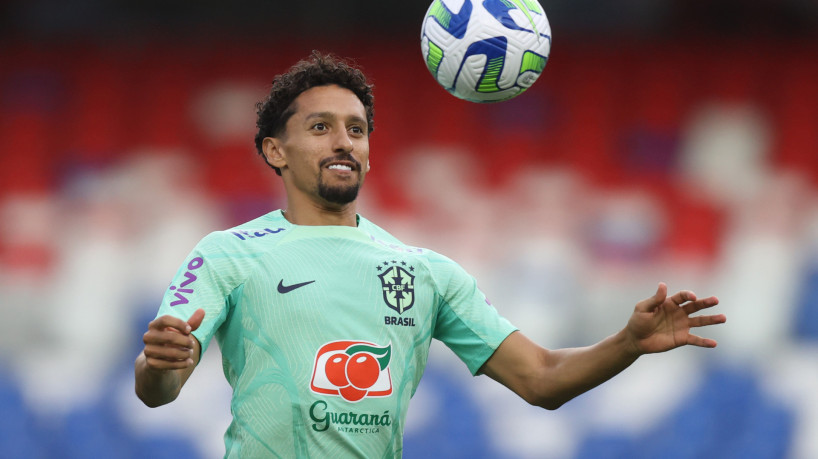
[310, 340, 393, 402]
[377, 260, 415, 315]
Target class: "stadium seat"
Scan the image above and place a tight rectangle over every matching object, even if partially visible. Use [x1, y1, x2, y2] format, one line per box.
[0, 371, 49, 459]
[793, 260, 818, 340]
[403, 365, 499, 459]
[573, 432, 635, 459]
[53, 403, 135, 459]
[134, 432, 203, 459]
[574, 365, 795, 459]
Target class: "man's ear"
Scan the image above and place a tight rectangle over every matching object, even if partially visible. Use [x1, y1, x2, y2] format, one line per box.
[366, 159, 370, 172]
[262, 137, 287, 171]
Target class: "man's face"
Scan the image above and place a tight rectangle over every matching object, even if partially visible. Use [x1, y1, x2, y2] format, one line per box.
[267, 84, 370, 207]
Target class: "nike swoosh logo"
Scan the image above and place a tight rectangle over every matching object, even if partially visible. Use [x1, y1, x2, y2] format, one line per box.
[277, 279, 316, 294]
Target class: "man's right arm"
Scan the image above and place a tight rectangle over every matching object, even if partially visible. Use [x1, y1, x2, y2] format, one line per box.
[135, 309, 205, 407]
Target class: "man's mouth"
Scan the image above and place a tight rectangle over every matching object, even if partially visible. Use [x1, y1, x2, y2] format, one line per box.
[321, 156, 360, 172]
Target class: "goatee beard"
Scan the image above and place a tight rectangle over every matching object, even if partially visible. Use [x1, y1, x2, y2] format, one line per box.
[318, 180, 360, 204]
[316, 154, 364, 204]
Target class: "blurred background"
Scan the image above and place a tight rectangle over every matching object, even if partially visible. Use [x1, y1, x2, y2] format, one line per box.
[1, 0, 817, 458]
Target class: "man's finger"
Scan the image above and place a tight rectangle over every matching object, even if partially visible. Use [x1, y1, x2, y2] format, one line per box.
[636, 282, 667, 313]
[669, 290, 696, 306]
[149, 315, 192, 334]
[143, 329, 196, 349]
[682, 296, 720, 315]
[688, 314, 727, 328]
[145, 356, 195, 371]
[686, 333, 718, 348]
[187, 309, 205, 332]
[144, 343, 194, 362]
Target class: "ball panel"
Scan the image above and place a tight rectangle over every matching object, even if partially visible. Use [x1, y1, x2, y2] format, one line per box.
[425, 40, 445, 77]
[520, 50, 547, 75]
[520, 0, 543, 15]
[424, 0, 473, 39]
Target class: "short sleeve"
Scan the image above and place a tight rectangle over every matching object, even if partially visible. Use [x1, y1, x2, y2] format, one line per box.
[155, 232, 249, 355]
[430, 255, 517, 375]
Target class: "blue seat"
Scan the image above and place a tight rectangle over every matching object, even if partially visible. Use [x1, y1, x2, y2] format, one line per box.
[52, 403, 135, 459]
[134, 433, 203, 459]
[0, 370, 49, 459]
[403, 365, 499, 459]
[606, 366, 796, 459]
[574, 433, 635, 459]
[793, 261, 818, 340]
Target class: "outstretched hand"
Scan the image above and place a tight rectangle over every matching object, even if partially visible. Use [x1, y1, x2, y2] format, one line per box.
[626, 283, 726, 355]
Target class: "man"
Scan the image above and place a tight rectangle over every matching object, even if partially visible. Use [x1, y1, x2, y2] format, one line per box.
[135, 52, 726, 458]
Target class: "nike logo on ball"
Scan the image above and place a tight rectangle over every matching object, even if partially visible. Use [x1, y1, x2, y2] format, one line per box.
[277, 279, 316, 294]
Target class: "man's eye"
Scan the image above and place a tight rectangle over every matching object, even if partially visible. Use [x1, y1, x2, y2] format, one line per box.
[350, 126, 364, 135]
[313, 123, 327, 131]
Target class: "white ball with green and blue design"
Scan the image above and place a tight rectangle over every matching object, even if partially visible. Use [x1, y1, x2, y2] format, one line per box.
[421, 0, 552, 103]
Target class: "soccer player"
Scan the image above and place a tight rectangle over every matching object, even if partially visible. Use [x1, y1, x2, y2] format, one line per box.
[135, 51, 726, 458]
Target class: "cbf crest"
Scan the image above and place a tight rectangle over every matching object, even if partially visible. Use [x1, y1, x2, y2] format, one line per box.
[377, 260, 415, 314]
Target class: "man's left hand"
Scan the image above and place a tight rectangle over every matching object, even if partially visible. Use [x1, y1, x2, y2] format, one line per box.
[626, 283, 726, 355]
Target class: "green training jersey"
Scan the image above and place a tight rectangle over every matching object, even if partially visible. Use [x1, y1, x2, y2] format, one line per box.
[156, 210, 517, 458]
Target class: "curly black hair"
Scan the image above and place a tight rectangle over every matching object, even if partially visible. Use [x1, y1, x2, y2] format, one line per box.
[254, 51, 375, 175]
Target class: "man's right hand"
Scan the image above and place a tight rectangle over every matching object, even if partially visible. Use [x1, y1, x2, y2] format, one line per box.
[141, 309, 205, 371]
[136, 309, 205, 407]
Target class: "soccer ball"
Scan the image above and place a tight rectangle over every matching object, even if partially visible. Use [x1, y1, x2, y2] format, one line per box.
[420, 0, 552, 103]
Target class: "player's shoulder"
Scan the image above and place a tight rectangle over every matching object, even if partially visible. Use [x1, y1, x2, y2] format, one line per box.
[358, 215, 424, 254]
[357, 215, 454, 266]
[198, 210, 291, 251]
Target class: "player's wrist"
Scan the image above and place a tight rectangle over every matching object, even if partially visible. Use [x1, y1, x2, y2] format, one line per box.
[616, 328, 643, 359]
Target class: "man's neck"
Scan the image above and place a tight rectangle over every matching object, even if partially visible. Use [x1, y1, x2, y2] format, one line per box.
[282, 198, 358, 227]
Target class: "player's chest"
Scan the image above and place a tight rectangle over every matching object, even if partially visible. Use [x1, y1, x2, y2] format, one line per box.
[243, 249, 433, 329]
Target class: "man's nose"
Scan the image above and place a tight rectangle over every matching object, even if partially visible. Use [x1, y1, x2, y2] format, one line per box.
[333, 130, 354, 152]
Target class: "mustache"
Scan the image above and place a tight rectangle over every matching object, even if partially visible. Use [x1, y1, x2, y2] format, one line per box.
[319, 154, 361, 171]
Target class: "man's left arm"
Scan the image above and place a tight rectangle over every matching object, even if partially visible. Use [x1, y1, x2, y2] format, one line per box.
[480, 283, 726, 410]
